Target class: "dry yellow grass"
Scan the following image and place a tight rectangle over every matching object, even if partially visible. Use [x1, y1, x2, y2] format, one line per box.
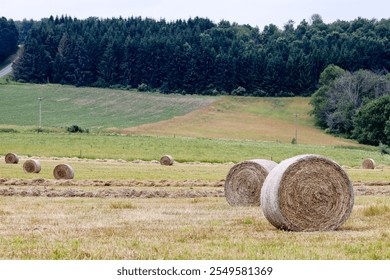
[122, 96, 360, 146]
[0, 195, 388, 259]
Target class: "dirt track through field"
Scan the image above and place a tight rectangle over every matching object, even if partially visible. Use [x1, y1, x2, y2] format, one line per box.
[0, 178, 389, 198]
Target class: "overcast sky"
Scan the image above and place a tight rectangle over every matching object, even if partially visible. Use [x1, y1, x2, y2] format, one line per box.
[2, 0, 390, 29]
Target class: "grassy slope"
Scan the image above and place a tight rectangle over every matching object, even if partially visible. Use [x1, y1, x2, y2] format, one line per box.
[123, 96, 360, 146]
[1, 82, 359, 146]
[0, 83, 216, 129]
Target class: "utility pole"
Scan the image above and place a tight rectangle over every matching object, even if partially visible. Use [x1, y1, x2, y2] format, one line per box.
[38, 97, 43, 131]
[295, 113, 299, 144]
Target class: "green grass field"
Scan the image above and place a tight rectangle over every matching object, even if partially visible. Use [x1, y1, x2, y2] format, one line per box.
[0, 132, 387, 167]
[0, 83, 216, 129]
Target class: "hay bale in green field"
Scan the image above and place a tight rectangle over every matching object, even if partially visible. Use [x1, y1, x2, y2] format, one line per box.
[224, 159, 277, 206]
[5, 152, 19, 164]
[261, 154, 354, 231]
[53, 164, 74, 179]
[362, 158, 375, 169]
[23, 159, 41, 173]
[160, 155, 174, 166]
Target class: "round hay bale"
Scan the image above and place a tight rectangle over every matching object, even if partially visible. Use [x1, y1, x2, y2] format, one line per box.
[362, 158, 375, 169]
[224, 159, 277, 206]
[261, 154, 354, 232]
[23, 159, 41, 173]
[5, 153, 19, 164]
[160, 155, 174, 166]
[53, 164, 74, 179]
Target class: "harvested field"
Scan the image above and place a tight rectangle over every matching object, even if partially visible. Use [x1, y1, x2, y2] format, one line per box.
[1, 156, 390, 198]
[0, 186, 224, 199]
[0, 194, 389, 259]
[0, 155, 390, 259]
[0, 178, 388, 198]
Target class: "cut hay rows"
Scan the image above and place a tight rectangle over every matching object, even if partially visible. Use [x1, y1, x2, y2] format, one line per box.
[224, 159, 277, 206]
[23, 159, 41, 173]
[5, 153, 19, 164]
[362, 158, 375, 169]
[160, 155, 174, 166]
[261, 154, 354, 231]
[53, 164, 74, 179]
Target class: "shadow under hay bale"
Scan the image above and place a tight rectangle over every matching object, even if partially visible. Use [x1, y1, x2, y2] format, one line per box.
[224, 159, 277, 206]
[53, 164, 74, 180]
[362, 158, 375, 169]
[160, 155, 174, 166]
[5, 153, 19, 164]
[23, 159, 41, 173]
[261, 154, 354, 232]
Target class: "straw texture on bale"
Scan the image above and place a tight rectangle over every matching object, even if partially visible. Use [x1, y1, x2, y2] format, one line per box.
[362, 158, 375, 169]
[261, 154, 354, 232]
[23, 159, 41, 173]
[160, 155, 174, 166]
[224, 159, 277, 206]
[5, 153, 19, 164]
[53, 164, 74, 179]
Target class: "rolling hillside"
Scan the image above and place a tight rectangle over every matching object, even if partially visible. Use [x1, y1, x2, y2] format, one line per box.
[0, 83, 216, 129]
[0, 83, 359, 146]
[123, 96, 360, 146]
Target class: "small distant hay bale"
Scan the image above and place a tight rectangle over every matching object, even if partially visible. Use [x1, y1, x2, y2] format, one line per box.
[53, 164, 74, 179]
[261, 154, 354, 232]
[5, 153, 19, 164]
[160, 155, 174, 166]
[224, 159, 277, 206]
[23, 159, 41, 173]
[362, 158, 375, 169]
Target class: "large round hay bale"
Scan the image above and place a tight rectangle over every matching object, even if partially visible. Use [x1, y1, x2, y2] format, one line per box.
[362, 158, 375, 169]
[23, 159, 41, 173]
[261, 154, 354, 232]
[5, 153, 19, 164]
[224, 159, 277, 206]
[53, 164, 74, 179]
[160, 155, 174, 166]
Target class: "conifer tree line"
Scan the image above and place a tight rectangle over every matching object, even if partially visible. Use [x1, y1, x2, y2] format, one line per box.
[5, 15, 390, 96]
[0, 17, 19, 63]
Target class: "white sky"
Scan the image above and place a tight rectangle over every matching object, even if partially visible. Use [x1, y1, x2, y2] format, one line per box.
[2, 0, 390, 29]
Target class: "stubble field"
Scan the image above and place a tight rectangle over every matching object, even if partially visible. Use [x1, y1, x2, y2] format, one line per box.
[1, 156, 390, 260]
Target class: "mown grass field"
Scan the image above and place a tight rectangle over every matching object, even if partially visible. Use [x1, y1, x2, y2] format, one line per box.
[1, 82, 390, 260]
[0, 195, 389, 259]
[0, 83, 215, 129]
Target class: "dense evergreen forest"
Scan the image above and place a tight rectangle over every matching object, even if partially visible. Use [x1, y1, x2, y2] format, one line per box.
[0, 17, 19, 63]
[10, 15, 390, 96]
